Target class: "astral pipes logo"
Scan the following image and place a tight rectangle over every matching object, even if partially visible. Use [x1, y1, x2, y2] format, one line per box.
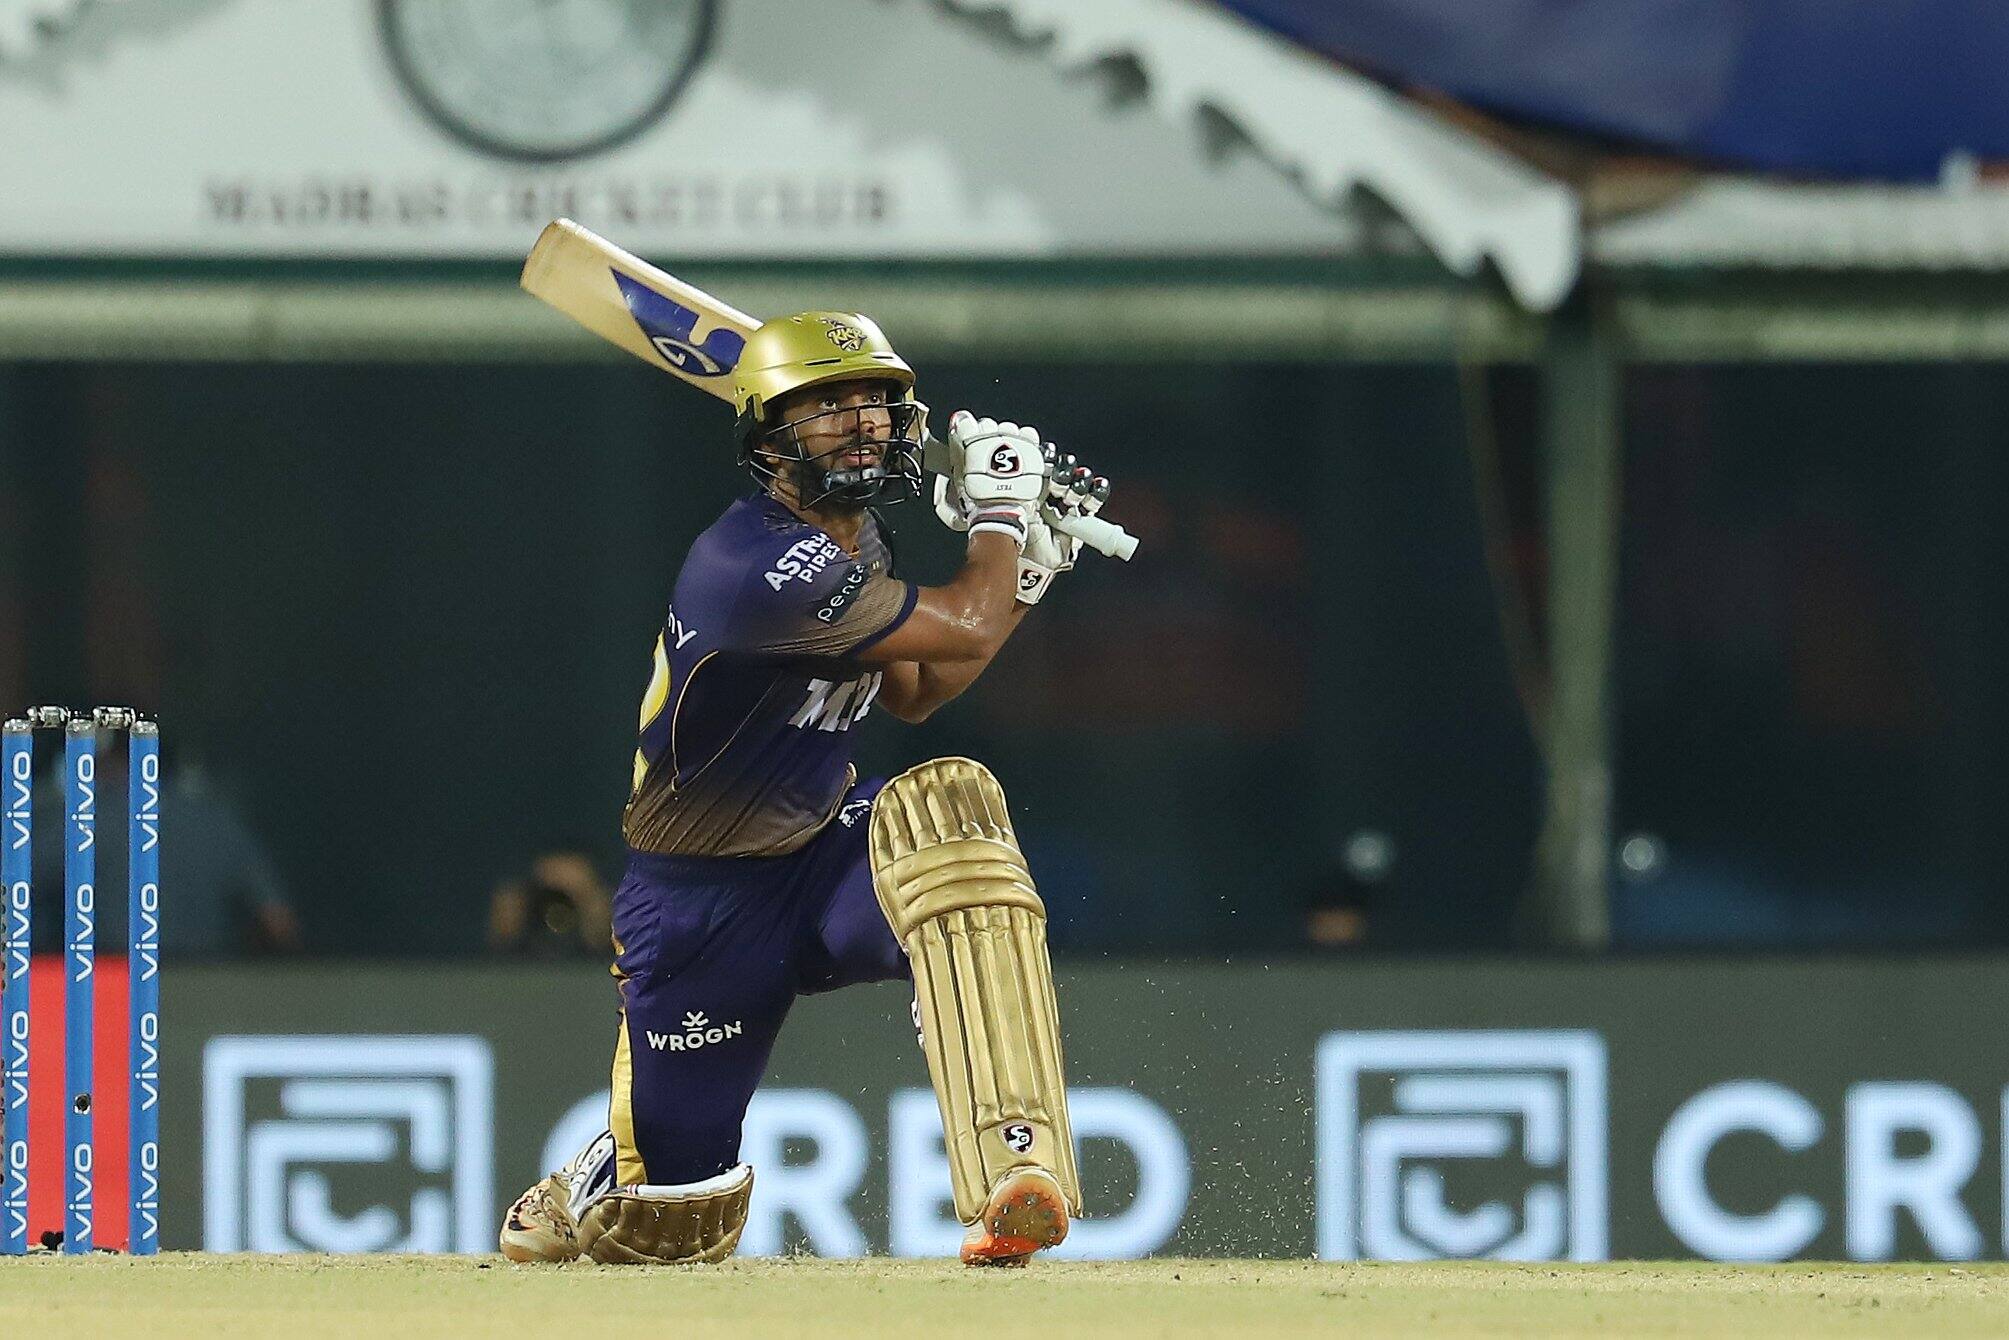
[646, 1012, 744, 1053]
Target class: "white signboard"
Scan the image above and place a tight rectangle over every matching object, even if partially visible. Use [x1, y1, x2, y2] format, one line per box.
[0, 0, 1359, 259]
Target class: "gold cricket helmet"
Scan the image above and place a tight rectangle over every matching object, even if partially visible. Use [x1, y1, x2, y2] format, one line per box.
[731, 311, 926, 506]
[731, 311, 916, 437]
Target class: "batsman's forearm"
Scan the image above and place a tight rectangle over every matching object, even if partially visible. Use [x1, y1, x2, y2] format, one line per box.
[872, 531, 1023, 672]
[913, 604, 1030, 712]
[933, 532, 1022, 659]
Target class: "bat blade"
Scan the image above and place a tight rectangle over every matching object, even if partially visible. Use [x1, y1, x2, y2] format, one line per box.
[521, 219, 755, 400]
[521, 218, 1138, 560]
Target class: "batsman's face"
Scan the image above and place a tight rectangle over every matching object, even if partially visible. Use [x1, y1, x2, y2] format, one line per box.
[769, 379, 905, 472]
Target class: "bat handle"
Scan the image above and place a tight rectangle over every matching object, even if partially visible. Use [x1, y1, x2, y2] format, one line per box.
[922, 434, 1139, 561]
[1053, 511, 1139, 562]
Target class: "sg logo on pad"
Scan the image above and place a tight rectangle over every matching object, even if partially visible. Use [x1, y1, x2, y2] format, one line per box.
[203, 1035, 494, 1253]
[1315, 1030, 1607, 1261]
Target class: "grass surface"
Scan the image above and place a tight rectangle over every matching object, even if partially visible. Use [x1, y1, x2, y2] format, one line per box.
[3, 1255, 2006, 1338]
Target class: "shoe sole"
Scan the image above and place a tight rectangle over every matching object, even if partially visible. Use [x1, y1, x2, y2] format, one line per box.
[499, 1230, 572, 1264]
[961, 1168, 1069, 1267]
[498, 1178, 579, 1264]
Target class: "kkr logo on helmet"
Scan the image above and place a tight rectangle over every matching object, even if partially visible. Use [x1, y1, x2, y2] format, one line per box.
[614, 272, 746, 378]
[821, 319, 868, 352]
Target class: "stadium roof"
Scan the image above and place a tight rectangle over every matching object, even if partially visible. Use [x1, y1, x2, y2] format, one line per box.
[937, 0, 2009, 307]
[6, 0, 2008, 355]
[934, 0, 1580, 311]
[1594, 173, 2009, 273]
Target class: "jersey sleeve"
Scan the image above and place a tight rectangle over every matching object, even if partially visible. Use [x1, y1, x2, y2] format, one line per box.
[721, 530, 917, 660]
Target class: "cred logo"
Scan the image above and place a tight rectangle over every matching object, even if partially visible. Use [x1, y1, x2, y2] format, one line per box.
[1316, 1030, 1607, 1262]
[203, 1035, 493, 1253]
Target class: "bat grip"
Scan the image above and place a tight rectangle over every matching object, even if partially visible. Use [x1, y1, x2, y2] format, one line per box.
[922, 435, 1138, 561]
[1052, 511, 1139, 562]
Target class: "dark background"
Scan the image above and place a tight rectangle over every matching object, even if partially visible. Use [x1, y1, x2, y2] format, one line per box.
[3, 359, 2006, 954]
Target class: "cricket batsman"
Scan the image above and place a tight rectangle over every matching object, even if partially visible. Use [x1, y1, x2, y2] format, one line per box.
[499, 311, 1105, 1267]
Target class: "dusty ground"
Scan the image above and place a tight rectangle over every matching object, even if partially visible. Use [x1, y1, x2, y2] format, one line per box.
[3, 1254, 2006, 1338]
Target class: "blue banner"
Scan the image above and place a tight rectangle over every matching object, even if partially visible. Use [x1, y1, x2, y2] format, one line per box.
[1221, 0, 2009, 181]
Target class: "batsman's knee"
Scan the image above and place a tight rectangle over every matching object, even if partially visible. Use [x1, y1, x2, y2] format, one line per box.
[575, 1162, 754, 1265]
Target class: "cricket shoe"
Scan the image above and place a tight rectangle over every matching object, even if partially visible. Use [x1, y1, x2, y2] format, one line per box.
[500, 1174, 577, 1263]
[960, 1166, 1070, 1267]
[499, 1129, 619, 1264]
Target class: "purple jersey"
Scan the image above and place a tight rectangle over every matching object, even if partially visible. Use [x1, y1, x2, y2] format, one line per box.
[623, 493, 917, 858]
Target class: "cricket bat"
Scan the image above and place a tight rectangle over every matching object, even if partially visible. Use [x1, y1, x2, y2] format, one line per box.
[521, 219, 1138, 561]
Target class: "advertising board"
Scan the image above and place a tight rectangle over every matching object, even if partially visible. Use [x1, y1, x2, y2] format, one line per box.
[95, 957, 2009, 1259]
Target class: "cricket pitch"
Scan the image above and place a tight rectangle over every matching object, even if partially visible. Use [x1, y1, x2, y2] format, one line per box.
[4, 1255, 2006, 1338]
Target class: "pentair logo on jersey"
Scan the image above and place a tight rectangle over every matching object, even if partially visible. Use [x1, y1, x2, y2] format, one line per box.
[816, 564, 870, 624]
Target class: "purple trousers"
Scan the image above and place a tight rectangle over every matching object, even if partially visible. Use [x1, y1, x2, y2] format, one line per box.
[610, 778, 907, 1184]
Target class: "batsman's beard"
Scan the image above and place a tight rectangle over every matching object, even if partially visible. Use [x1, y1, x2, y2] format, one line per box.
[813, 441, 894, 507]
[744, 396, 925, 509]
[765, 430, 922, 509]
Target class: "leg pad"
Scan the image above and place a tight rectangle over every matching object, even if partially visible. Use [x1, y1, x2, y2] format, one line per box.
[870, 757, 1082, 1225]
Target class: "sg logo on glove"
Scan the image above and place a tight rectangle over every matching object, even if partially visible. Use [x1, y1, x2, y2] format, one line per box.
[988, 444, 1021, 473]
[1315, 1030, 1607, 1262]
